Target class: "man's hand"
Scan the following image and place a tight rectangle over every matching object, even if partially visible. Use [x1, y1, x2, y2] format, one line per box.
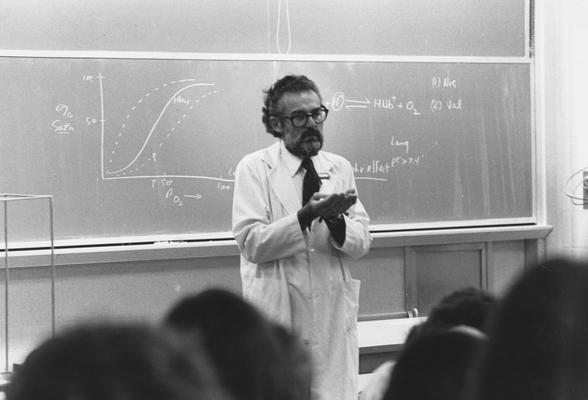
[307, 189, 357, 219]
[298, 189, 358, 230]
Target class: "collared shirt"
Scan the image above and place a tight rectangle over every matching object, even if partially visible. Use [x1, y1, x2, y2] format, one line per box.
[279, 140, 318, 206]
[279, 141, 346, 244]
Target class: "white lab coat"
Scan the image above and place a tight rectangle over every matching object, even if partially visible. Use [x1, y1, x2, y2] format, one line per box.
[232, 141, 372, 400]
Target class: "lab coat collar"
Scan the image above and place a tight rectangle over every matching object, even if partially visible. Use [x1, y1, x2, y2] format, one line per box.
[280, 141, 303, 178]
[261, 142, 301, 215]
[262, 141, 336, 215]
[277, 140, 336, 180]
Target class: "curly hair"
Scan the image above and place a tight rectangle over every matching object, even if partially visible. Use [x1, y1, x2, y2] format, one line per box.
[261, 74, 322, 138]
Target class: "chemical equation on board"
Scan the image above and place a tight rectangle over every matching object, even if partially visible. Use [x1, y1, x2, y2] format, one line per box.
[327, 93, 422, 116]
[326, 75, 463, 116]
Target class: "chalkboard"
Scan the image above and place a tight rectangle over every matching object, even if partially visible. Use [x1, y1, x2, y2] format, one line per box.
[0, 0, 527, 56]
[0, 57, 532, 246]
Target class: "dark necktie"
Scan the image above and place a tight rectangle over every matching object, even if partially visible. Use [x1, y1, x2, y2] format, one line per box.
[302, 157, 321, 206]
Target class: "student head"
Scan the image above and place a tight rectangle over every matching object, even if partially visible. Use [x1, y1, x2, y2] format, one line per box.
[6, 321, 228, 400]
[406, 286, 497, 345]
[164, 288, 309, 400]
[262, 75, 328, 158]
[474, 257, 588, 400]
[383, 327, 485, 400]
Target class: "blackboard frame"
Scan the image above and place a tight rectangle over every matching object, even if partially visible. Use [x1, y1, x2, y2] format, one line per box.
[0, 51, 535, 249]
[0, 0, 535, 248]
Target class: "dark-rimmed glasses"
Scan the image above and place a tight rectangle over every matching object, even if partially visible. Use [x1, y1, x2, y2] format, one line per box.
[274, 105, 329, 128]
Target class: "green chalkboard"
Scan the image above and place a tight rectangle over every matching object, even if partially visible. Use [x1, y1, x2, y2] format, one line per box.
[0, 58, 533, 245]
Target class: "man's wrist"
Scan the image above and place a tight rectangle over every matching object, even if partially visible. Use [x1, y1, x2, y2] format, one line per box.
[320, 211, 347, 223]
[324, 213, 344, 223]
[324, 213, 346, 246]
[297, 206, 317, 230]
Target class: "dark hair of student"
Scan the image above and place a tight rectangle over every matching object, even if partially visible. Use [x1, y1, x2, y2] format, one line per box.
[404, 286, 496, 348]
[6, 321, 228, 400]
[383, 327, 485, 400]
[426, 286, 497, 332]
[474, 257, 588, 400]
[164, 288, 309, 400]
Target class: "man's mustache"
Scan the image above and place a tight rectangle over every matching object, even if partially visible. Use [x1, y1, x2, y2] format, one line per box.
[301, 128, 322, 140]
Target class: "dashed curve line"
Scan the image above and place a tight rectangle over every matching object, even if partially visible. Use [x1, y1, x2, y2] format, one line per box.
[107, 79, 201, 170]
[105, 82, 215, 175]
[115, 89, 220, 176]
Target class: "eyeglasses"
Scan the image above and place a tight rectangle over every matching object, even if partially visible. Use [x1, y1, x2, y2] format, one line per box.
[274, 105, 329, 128]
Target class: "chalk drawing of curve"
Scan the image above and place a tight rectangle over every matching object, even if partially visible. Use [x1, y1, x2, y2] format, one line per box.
[103, 79, 227, 181]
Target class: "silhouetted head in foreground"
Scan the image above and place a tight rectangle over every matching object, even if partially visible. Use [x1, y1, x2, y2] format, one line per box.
[474, 257, 588, 400]
[164, 288, 310, 400]
[383, 327, 485, 400]
[6, 321, 228, 400]
[406, 286, 497, 346]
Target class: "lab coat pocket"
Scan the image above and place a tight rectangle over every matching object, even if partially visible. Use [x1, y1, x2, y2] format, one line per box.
[245, 269, 292, 329]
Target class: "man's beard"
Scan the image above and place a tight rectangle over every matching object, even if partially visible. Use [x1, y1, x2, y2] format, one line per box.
[287, 128, 323, 158]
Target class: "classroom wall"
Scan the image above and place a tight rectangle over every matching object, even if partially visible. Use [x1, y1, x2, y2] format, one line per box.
[540, 0, 588, 258]
[0, 1, 557, 370]
[1, 232, 543, 367]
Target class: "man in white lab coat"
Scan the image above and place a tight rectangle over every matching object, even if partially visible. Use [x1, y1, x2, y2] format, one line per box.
[232, 74, 372, 400]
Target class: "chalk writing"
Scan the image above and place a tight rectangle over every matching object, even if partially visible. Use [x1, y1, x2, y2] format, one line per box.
[52, 103, 75, 134]
[173, 95, 190, 105]
[430, 98, 463, 112]
[327, 92, 421, 116]
[51, 119, 74, 134]
[217, 181, 231, 191]
[373, 97, 421, 115]
[446, 99, 463, 110]
[432, 76, 458, 89]
[430, 99, 442, 112]
[330, 92, 345, 111]
[152, 178, 184, 207]
[390, 136, 410, 153]
[85, 117, 98, 126]
[56, 104, 73, 118]
[353, 156, 423, 177]
[346, 97, 370, 110]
